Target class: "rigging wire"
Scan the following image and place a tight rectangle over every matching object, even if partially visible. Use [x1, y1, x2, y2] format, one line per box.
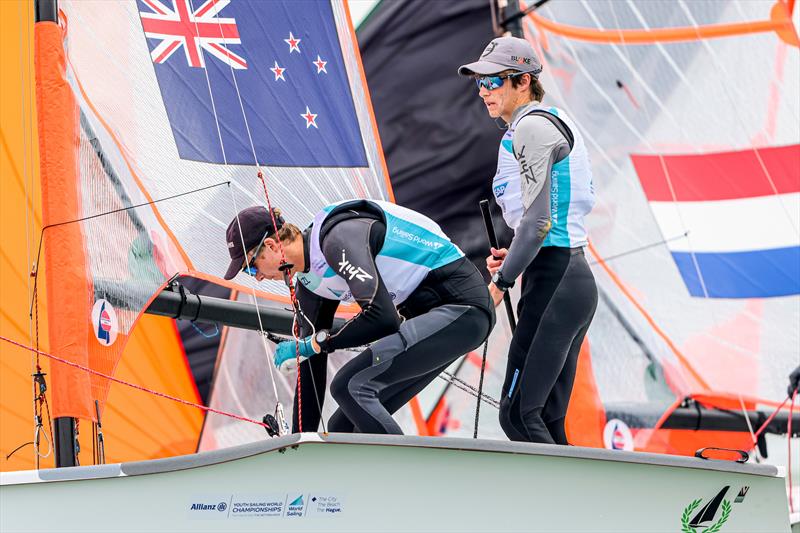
[23, 179, 230, 456]
[439, 371, 500, 409]
[18, 0, 48, 468]
[587, 231, 689, 265]
[789, 390, 796, 513]
[226, 188, 290, 434]
[0, 335, 276, 432]
[177, 0, 289, 433]
[473, 342, 490, 438]
[547, 1, 715, 304]
[737, 394, 759, 459]
[200, 0, 337, 434]
[262, 332, 501, 410]
[676, 0, 799, 239]
[28, 181, 230, 317]
[539, 2, 719, 380]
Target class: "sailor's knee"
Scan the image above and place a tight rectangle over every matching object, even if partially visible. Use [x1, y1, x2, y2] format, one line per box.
[330, 372, 350, 404]
[498, 402, 513, 432]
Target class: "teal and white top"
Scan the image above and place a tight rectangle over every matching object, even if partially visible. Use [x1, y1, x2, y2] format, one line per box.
[296, 200, 464, 306]
[492, 102, 595, 283]
[493, 104, 594, 248]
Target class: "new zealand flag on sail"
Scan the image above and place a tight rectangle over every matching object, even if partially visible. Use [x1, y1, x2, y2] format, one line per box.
[138, 0, 367, 167]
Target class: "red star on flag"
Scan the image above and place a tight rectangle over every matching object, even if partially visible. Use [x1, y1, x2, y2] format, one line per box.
[313, 55, 327, 74]
[270, 61, 286, 81]
[301, 106, 318, 129]
[285, 32, 301, 53]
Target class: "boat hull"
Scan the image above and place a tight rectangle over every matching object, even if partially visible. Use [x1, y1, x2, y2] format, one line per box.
[0, 433, 790, 532]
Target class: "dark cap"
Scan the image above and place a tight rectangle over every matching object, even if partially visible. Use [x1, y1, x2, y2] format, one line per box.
[458, 36, 542, 77]
[223, 206, 284, 280]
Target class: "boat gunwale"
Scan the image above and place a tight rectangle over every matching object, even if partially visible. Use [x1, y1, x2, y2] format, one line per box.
[0, 432, 781, 486]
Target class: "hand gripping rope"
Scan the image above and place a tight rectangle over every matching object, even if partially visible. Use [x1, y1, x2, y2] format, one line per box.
[255, 170, 327, 435]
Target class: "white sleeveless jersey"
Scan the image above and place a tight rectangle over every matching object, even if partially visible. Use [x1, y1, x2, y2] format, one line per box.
[492, 105, 594, 247]
[295, 200, 464, 305]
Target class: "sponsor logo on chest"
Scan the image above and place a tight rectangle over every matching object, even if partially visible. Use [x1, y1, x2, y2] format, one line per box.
[337, 250, 374, 282]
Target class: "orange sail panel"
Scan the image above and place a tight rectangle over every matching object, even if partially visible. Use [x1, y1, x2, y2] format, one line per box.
[34, 20, 93, 420]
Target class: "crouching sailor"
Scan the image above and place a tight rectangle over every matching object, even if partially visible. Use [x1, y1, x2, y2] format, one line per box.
[223, 200, 494, 434]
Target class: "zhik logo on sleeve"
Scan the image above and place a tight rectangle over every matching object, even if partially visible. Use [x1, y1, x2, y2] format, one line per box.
[338, 250, 374, 282]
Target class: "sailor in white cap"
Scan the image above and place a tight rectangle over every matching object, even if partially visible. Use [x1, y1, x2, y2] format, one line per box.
[459, 36, 598, 444]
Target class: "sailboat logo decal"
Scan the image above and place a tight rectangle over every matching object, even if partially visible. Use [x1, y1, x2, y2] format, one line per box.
[91, 299, 119, 347]
[602, 418, 633, 451]
[680, 486, 732, 533]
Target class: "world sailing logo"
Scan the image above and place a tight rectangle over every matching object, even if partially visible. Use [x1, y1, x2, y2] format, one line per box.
[139, 0, 248, 70]
[285, 494, 306, 517]
[91, 299, 119, 347]
[680, 486, 733, 533]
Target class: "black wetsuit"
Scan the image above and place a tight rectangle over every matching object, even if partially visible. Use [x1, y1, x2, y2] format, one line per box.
[292, 203, 494, 434]
[494, 104, 598, 444]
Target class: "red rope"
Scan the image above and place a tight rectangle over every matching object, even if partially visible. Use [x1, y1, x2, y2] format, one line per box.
[751, 396, 791, 444]
[256, 169, 302, 432]
[0, 335, 271, 430]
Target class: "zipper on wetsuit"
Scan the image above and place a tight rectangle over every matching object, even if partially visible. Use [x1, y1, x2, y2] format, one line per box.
[508, 368, 520, 398]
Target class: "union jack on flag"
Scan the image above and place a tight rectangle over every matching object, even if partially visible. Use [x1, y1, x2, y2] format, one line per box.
[139, 0, 248, 69]
[139, 0, 367, 167]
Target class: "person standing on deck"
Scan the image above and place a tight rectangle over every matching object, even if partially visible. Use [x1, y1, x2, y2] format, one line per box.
[458, 37, 598, 444]
[223, 200, 494, 434]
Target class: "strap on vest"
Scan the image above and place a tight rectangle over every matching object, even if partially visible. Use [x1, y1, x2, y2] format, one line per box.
[318, 200, 386, 246]
[527, 109, 574, 150]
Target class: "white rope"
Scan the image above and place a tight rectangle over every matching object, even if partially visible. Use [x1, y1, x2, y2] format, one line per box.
[210, 4, 330, 211]
[738, 394, 759, 460]
[34, 422, 52, 459]
[187, 0, 280, 402]
[227, 186, 281, 401]
[204, 0, 342, 434]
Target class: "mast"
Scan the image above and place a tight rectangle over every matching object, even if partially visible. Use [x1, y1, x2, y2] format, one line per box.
[501, 0, 523, 37]
[34, 0, 81, 468]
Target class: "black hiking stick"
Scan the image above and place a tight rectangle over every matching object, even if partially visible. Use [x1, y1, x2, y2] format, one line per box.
[479, 199, 517, 332]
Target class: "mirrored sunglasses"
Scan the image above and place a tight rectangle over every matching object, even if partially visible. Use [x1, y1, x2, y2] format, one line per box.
[475, 72, 523, 91]
[241, 230, 270, 277]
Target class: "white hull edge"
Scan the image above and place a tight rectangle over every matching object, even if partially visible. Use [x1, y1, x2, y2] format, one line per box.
[0, 433, 791, 532]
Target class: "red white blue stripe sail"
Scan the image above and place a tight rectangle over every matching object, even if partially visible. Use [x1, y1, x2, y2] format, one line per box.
[137, 0, 367, 167]
[633, 144, 800, 299]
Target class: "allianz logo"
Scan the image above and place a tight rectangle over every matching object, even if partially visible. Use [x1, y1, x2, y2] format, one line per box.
[190, 502, 227, 512]
[391, 227, 444, 249]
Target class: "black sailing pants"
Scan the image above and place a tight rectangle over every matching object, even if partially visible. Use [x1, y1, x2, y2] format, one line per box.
[499, 247, 598, 444]
[328, 258, 494, 434]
